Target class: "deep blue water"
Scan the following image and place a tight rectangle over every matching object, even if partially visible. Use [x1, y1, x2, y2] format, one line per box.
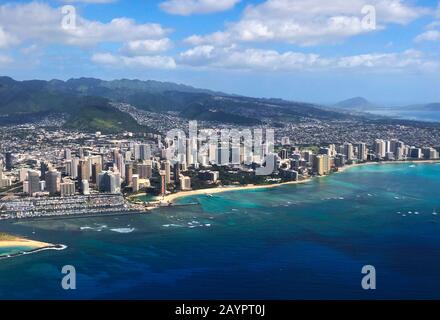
[0, 163, 440, 299]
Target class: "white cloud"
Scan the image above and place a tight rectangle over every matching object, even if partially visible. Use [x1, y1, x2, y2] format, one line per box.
[415, 29, 440, 42]
[0, 2, 170, 48]
[185, 0, 430, 46]
[0, 54, 13, 64]
[91, 52, 120, 64]
[178, 46, 438, 72]
[0, 27, 18, 48]
[413, 3, 440, 43]
[92, 53, 177, 69]
[160, 0, 240, 16]
[121, 38, 173, 55]
[335, 49, 435, 70]
[60, 0, 116, 3]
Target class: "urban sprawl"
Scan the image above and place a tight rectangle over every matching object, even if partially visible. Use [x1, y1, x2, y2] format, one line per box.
[1, 125, 439, 220]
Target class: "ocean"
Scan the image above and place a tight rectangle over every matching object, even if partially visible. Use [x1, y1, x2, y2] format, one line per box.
[0, 162, 439, 299]
[367, 109, 440, 122]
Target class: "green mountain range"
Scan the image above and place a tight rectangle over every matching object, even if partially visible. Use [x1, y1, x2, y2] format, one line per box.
[0, 76, 357, 132]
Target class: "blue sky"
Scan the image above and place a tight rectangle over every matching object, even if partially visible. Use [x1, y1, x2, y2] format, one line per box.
[0, 0, 440, 105]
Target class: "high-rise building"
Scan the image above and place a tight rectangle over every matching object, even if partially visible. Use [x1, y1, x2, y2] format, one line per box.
[280, 149, 288, 160]
[209, 143, 217, 164]
[91, 162, 102, 184]
[334, 154, 346, 167]
[160, 171, 166, 196]
[27, 170, 40, 196]
[87, 155, 102, 181]
[125, 163, 133, 186]
[137, 161, 152, 179]
[410, 147, 422, 159]
[313, 155, 330, 175]
[81, 180, 90, 195]
[115, 153, 125, 178]
[60, 179, 76, 197]
[384, 140, 390, 154]
[0, 170, 11, 188]
[22, 181, 29, 194]
[132, 174, 140, 192]
[78, 159, 90, 182]
[19, 168, 28, 182]
[217, 146, 230, 166]
[5, 152, 13, 171]
[186, 138, 197, 166]
[97, 171, 121, 194]
[134, 144, 151, 161]
[162, 160, 171, 184]
[45, 170, 60, 196]
[313, 155, 324, 175]
[423, 147, 439, 160]
[173, 162, 180, 184]
[180, 175, 191, 191]
[124, 150, 132, 162]
[40, 161, 52, 180]
[343, 143, 354, 161]
[357, 143, 367, 161]
[64, 148, 72, 160]
[323, 154, 331, 174]
[65, 158, 79, 179]
[374, 139, 386, 158]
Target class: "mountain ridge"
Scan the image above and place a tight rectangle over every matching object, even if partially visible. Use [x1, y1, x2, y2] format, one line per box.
[0, 76, 363, 131]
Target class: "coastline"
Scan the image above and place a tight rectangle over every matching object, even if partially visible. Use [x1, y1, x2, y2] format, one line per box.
[134, 159, 440, 206]
[0, 234, 53, 249]
[336, 159, 440, 173]
[159, 178, 312, 203]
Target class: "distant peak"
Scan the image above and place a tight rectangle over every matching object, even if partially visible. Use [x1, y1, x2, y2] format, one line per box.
[334, 97, 375, 110]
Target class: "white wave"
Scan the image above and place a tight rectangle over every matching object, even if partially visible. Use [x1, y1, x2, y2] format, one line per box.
[162, 224, 183, 228]
[80, 225, 106, 232]
[110, 228, 135, 234]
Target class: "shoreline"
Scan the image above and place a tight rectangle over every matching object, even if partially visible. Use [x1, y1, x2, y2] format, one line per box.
[0, 234, 53, 249]
[0, 233, 65, 260]
[336, 159, 440, 173]
[159, 178, 312, 203]
[134, 159, 440, 206]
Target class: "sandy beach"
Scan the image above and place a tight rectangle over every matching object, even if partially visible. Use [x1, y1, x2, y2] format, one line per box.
[0, 233, 52, 248]
[157, 178, 312, 203]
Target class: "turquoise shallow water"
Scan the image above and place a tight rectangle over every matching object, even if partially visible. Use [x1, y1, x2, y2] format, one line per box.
[0, 246, 36, 256]
[0, 163, 439, 299]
